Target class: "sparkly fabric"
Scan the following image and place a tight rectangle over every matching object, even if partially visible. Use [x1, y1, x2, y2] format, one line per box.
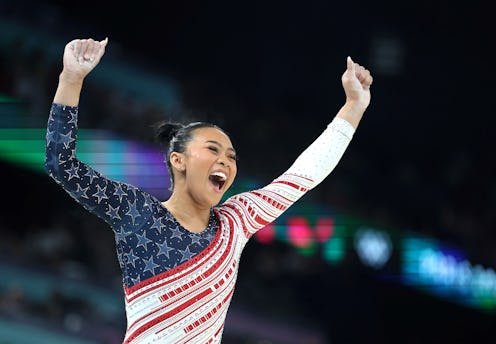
[45, 103, 217, 288]
[45, 103, 355, 343]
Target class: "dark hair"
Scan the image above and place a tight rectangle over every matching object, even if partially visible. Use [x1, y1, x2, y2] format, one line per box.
[153, 120, 228, 191]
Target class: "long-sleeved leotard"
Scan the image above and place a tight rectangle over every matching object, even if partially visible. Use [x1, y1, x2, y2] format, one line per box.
[45, 103, 354, 343]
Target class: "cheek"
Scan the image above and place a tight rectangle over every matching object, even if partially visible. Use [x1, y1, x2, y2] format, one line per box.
[230, 165, 238, 182]
[189, 151, 213, 168]
[189, 150, 204, 160]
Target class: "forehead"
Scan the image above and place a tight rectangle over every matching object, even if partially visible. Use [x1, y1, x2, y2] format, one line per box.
[191, 127, 234, 148]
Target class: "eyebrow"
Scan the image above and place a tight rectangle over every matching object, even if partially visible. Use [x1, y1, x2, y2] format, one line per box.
[205, 140, 236, 154]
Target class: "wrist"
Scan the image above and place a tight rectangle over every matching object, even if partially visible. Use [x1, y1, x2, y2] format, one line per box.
[336, 101, 367, 130]
[58, 71, 85, 86]
[53, 72, 84, 107]
[343, 99, 368, 115]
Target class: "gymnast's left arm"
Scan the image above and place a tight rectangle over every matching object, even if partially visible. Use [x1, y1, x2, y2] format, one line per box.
[284, 56, 372, 186]
[218, 57, 373, 238]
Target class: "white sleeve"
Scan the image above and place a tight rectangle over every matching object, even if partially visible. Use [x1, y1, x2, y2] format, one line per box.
[218, 117, 355, 241]
[284, 116, 355, 189]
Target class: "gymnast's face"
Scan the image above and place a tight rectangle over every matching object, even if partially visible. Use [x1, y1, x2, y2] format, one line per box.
[171, 127, 237, 207]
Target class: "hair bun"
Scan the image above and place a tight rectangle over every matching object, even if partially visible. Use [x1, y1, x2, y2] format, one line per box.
[153, 121, 183, 146]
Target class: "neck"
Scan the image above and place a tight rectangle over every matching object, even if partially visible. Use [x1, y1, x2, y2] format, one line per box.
[162, 191, 212, 233]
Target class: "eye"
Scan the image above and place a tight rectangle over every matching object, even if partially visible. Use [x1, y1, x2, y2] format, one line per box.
[229, 154, 238, 162]
[208, 146, 219, 153]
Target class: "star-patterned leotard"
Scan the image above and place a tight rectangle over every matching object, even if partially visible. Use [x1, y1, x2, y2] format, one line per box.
[45, 103, 355, 343]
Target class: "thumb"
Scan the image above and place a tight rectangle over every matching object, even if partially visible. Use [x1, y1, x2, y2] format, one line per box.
[347, 56, 355, 73]
[95, 37, 109, 60]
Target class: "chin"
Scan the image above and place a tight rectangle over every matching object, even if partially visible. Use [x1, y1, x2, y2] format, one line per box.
[211, 195, 223, 207]
[211, 192, 227, 206]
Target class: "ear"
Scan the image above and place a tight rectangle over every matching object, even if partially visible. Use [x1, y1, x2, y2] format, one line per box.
[169, 152, 185, 172]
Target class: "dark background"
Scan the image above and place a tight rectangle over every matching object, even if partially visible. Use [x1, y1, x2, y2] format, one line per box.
[0, 0, 495, 343]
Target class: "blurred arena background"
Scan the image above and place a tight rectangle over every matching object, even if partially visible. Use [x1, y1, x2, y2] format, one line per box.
[0, 1, 494, 343]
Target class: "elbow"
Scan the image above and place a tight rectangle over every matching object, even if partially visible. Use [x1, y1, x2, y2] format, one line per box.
[44, 159, 52, 176]
[44, 149, 59, 181]
[44, 146, 51, 174]
[44, 157, 54, 179]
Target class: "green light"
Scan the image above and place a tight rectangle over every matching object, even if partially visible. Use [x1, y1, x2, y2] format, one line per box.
[322, 237, 345, 264]
[0, 94, 19, 103]
[0, 129, 46, 171]
[295, 244, 317, 256]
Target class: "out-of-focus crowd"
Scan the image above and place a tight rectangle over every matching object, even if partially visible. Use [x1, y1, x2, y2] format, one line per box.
[1, 2, 495, 343]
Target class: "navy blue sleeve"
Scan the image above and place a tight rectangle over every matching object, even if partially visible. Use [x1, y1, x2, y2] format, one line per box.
[45, 103, 153, 234]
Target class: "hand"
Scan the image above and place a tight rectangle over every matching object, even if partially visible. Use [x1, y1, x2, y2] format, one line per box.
[341, 56, 373, 110]
[60, 38, 108, 83]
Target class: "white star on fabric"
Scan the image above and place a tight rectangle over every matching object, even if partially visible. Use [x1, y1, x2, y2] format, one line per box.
[125, 199, 141, 225]
[106, 204, 122, 220]
[128, 187, 137, 199]
[202, 230, 215, 242]
[179, 246, 195, 262]
[190, 235, 202, 245]
[65, 163, 79, 180]
[46, 128, 57, 142]
[92, 184, 109, 204]
[115, 230, 128, 244]
[143, 256, 160, 275]
[136, 232, 152, 250]
[57, 130, 74, 148]
[156, 241, 174, 259]
[150, 216, 163, 232]
[127, 249, 141, 269]
[84, 169, 99, 183]
[67, 110, 78, 124]
[170, 226, 183, 240]
[73, 183, 90, 199]
[113, 184, 127, 202]
[57, 153, 67, 166]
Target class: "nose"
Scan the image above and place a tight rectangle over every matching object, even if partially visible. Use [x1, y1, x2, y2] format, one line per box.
[217, 156, 229, 167]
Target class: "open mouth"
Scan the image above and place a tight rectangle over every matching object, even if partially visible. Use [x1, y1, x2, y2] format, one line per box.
[209, 171, 227, 192]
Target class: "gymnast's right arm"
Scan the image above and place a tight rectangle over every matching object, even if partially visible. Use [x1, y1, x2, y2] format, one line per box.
[45, 38, 149, 232]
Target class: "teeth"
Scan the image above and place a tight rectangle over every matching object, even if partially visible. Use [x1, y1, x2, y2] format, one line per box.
[210, 171, 227, 181]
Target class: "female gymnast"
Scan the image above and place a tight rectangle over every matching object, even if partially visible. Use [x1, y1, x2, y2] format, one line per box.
[45, 37, 372, 343]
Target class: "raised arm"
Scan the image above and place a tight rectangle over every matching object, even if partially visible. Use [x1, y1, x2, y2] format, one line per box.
[284, 56, 373, 185]
[45, 38, 152, 233]
[219, 57, 373, 239]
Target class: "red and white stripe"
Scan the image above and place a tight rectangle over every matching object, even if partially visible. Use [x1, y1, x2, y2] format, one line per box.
[119, 116, 354, 343]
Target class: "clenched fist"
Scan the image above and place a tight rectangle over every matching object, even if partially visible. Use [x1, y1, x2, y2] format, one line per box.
[61, 38, 108, 83]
